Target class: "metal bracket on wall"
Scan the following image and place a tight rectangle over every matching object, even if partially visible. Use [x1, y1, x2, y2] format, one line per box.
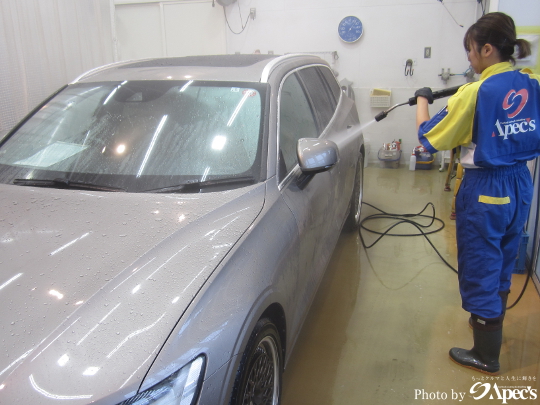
[405, 59, 414, 76]
[439, 68, 455, 84]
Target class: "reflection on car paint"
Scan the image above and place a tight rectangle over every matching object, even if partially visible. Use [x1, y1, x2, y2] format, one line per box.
[0, 55, 363, 404]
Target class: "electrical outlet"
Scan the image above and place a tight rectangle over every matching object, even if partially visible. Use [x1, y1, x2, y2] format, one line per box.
[250, 8, 256, 20]
[424, 47, 432, 58]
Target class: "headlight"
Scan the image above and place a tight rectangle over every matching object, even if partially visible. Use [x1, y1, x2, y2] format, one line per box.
[118, 355, 206, 405]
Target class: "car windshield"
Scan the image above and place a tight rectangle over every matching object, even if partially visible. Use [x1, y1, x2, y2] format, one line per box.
[0, 80, 266, 192]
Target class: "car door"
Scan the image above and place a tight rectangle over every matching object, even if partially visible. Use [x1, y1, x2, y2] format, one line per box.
[278, 65, 346, 338]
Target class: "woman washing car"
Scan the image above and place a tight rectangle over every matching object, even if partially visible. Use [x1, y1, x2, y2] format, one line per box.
[415, 12, 540, 374]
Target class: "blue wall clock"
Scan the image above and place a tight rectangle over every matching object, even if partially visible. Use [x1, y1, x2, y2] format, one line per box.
[338, 16, 363, 43]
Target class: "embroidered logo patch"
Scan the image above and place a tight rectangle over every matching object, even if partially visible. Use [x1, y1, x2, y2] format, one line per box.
[493, 89, 536, 140]
[503, 88, 528, 119]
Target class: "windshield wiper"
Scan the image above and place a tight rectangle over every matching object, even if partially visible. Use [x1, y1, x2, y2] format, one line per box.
[12, 178, 126, 192]
[144, 176, 256, 193]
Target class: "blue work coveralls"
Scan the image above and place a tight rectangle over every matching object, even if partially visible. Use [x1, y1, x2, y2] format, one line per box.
[418, 62, 540, 319]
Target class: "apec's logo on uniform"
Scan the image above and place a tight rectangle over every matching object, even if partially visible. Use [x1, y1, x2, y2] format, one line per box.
[493, 88, 536, 140]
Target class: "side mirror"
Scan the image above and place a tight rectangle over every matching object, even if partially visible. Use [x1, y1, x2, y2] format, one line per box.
[297, 138, 339, 174]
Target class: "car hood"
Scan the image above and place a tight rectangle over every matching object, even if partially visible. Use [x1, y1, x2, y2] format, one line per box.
[0, 182, 265, 403]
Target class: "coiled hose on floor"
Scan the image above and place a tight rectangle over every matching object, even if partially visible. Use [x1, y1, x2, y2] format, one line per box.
[359, 201, 457, 274]
[358, 201, 533, 308]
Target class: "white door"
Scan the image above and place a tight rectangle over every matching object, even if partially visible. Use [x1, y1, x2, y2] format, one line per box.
[115, 3, 164, 60]
[163, 1, 226, 57]
[115, 1, 226, 61]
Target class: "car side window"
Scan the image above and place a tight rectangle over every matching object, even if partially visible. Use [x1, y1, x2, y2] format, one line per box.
[279, 73, 318, 180]
[318, 66, 342, 104]
[297, 66, 336, 130]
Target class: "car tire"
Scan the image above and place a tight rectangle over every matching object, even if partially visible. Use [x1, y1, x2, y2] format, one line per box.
[344, 152, 364, 232]
[230, 318, 282, 405]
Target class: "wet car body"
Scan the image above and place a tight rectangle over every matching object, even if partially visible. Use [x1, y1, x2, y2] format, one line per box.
[0, 54, 364, 404]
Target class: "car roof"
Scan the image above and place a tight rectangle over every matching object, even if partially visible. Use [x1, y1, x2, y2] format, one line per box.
[72, 54, 329, 84]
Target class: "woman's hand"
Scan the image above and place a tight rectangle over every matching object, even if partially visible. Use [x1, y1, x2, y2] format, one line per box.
[416, 97, 431, 131]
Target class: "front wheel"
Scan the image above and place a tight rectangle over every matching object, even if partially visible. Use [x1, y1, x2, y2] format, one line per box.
[230, 318, 283, 405]
[344, 152, 364, 232]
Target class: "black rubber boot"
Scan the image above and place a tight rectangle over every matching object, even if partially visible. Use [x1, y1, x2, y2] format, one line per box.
[450, 318, 502, 375]
[469, 290, 509, 329]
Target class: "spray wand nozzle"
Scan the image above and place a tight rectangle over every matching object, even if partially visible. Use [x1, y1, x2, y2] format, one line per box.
[374, 85, 462, 122]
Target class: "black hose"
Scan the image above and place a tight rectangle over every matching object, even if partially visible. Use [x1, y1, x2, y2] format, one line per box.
[359, 202, 458, 274]
[359, 200, 535, 309]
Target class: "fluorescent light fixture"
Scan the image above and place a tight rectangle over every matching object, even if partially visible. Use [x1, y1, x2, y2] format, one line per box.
[103, 87, 118, 105]
[211, 135, 227, 150]
[77, 303, 120, 346]
[227, 91, 252, 127]
[82, 367, 99, 376]
[57, 354, 69, 367]
[106, 314, 165, 359]
[0, 273, 23, 291]
[180, 80, 193, 92]
[137, 115, 168, 177]
[50, 232, 90, 256]
[201, 167, 210, 182]
[103, 82, 127, 105]
[29, 374, 92, 400]
[49, 290, 64, 300]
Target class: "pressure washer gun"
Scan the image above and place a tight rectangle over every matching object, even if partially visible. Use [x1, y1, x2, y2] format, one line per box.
[374, 85, 462, 122]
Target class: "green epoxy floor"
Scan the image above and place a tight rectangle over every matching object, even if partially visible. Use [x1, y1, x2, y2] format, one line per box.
[282, 165, 540, 404]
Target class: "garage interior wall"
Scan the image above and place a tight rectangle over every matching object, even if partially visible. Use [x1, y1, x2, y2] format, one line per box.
[0, 0, 114, 134]
[223, 0, 538, 167]
[224, 0, 485, 166]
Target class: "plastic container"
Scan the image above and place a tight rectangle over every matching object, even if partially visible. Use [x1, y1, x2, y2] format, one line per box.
[370, 88, 391, 107]
[378, 148, 401, 168]
[409, 153, 416, 170]
[415, 151, 434, 170]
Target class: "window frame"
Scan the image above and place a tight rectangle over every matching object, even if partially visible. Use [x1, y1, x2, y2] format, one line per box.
[276, 63, 340, 189]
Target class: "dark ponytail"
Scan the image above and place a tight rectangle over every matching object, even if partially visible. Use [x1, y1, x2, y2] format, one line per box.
[515, 38, 532, 60]
[463, 12, 531, 64]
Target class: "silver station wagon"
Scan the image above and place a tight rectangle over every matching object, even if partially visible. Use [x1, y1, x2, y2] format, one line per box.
[0, 54, 364, 405]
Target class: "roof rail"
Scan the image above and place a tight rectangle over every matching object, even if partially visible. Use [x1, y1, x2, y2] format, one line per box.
[260, 53, 323, 83]
[70, 59, 154, 84]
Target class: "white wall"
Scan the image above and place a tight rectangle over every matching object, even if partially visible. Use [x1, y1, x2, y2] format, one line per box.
[499, 0, 540, 26]
[225, 0, 483, 166]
